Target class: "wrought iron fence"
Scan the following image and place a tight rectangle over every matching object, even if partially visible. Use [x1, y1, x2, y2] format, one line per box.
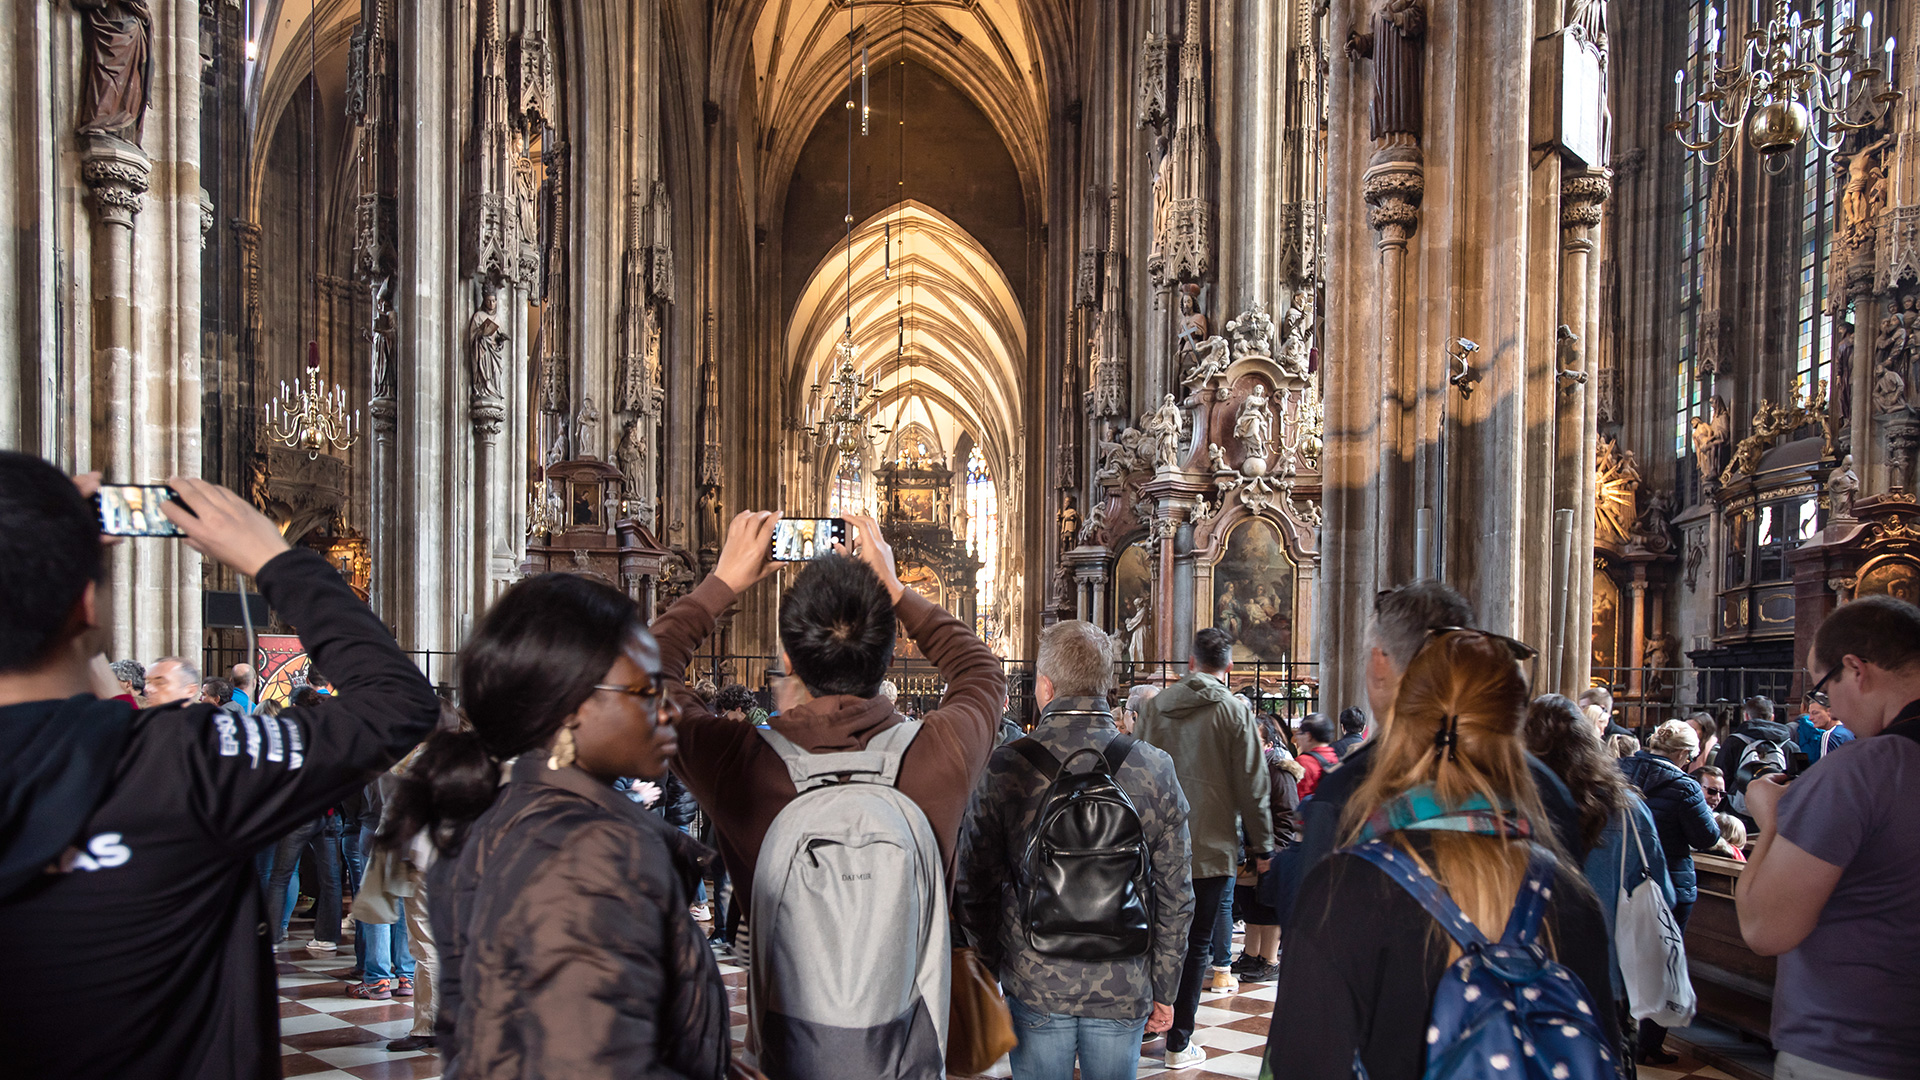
[200, 644, 463, 701]
[1587, 665, 1808, 737]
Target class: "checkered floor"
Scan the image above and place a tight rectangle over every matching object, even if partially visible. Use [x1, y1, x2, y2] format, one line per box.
[272, 922, 1753, 1079]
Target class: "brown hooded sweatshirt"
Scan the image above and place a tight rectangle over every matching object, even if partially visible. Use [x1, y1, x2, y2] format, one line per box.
[652, 575, 1006, 916]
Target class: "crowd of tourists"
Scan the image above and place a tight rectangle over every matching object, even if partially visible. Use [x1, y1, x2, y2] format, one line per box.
[1, 448, 1917, 1080]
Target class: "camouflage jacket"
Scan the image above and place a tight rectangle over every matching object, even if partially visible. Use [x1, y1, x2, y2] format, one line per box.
[956, 697, 1194, 1019]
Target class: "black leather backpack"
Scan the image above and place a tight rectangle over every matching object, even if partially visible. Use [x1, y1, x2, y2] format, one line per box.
[1009, 733, 1153, 960]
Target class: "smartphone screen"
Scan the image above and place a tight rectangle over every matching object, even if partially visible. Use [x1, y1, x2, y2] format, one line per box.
[95, 485, 185, 537]
[770, 518, 847, 561]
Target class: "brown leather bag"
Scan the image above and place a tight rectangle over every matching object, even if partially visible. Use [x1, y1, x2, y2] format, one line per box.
[946, 946, 1017, 1075]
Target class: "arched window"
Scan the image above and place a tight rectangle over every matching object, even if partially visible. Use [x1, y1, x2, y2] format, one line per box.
[965, 445, 999, 647]
[1675, 0, 1713, 507]
[828, 454, 866, 517]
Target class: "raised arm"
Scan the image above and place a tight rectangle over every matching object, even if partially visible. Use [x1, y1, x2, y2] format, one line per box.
[158, 479, 438, 849]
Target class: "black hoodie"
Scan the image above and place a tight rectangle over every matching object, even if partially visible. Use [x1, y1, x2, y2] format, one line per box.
[0, 548, 439, 1079]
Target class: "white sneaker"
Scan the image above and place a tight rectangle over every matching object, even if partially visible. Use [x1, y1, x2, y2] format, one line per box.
[305, 939, 338, 956]
[1165, 1043, 1207, 1069]
[688, 903, 712, 922]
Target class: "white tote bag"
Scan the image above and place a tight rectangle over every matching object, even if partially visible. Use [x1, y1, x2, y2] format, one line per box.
[1615, 812, 1697, 1027]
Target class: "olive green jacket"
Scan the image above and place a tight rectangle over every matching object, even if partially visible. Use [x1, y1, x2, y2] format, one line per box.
[1136, 672, 1274, 878]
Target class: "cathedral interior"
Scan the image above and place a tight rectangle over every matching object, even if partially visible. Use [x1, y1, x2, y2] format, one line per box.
[9, 0, 1920, 729]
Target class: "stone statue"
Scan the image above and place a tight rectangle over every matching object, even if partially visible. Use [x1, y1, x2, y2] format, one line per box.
[1122, 596, 1151, 664]
[513, 146, 541, 254]
[1150, 134, 1174, 262]
[545, 427, 567, 466]
[1833, 318, 1855, 422]
[1277, 293, 1312, 379]
[1874, 361, 1908, 413]
[1346, 0, 1428, 142]
[1181, 336, 1233, 394]
[1690, 396, 1729, 482]
[1145, 394, 1187, 470]
[1226, 304, 1277, 362]
[1628, 489, 1675, 554]
[1176, 286, 1210, 352]
[1234, 383, 1274, 462]
[466, 289, 507, 401]
[575, 396, 601, 458]
[1876, 295, 1917, 380]
[1095, 426, 1150, 487]
[367, 277, 395, 401]
[1208, 442, 1230, 473]
[617, 418, 648, 493]
[73, 0, 154, 140]
[1057, 495, 1080, 552]
[1828, 454, 1859, 517]
[1079, 501, 1108, 547]
[1841, 135, 1892, 249]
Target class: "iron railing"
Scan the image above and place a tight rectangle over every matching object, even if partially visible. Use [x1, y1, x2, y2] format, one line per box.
[1587, 665, 1808, 737]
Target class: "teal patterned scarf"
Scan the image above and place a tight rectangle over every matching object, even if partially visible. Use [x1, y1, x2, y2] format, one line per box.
[1354, 784, 1533, 844]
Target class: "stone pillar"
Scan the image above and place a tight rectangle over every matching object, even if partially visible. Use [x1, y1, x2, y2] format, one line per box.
[1626, 567, 1648, 697]
[1557, 168, 1611, 694]
[1363, 143, 1422, 584]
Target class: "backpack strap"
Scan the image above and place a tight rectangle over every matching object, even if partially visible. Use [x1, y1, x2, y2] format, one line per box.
[1101, 733, 1137, 776]
[1340, 842, 1490, 952]
[1008, 736, 1062, 781]
[1495, 844, 1562, 949]
[758, 719, 924, 793]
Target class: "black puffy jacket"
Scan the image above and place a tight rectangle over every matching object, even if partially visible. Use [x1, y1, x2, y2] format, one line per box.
[1618, 750, 1721, 904]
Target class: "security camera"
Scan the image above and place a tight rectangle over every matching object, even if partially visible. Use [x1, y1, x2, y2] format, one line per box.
[1455, 337, 1480, 353]
[1557, 369, 1589, 388]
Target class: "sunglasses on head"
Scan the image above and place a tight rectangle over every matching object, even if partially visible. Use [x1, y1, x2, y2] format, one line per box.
[1419, 625, 1540, 662]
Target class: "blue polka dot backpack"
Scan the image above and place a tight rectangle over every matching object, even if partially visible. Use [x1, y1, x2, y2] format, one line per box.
[1342, 841, 1614, 1080]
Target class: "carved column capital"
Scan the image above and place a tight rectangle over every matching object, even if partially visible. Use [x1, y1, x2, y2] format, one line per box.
[1888, 417, 1920, 492]
[1363, 148, 1424, 246]
[1560, 167, 1613, 232]
[471, 396, 506, 437]
[80, 134, 151, 230]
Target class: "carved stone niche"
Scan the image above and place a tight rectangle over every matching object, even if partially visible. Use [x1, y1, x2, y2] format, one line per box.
[521, 457, 675, 619]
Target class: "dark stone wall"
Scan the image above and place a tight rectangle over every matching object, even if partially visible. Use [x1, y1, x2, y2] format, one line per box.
[780, 59, 1027, 322]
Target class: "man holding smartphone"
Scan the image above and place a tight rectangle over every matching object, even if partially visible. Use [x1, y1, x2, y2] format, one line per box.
[0, 452, 440, 1079]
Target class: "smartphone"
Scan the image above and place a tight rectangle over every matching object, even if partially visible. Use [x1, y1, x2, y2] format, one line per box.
[770, 517, 848, 562]
[95, 484, 186, 537]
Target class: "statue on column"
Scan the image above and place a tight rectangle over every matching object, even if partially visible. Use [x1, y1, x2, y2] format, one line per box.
[1145, 395, 1187, 471]
[1690, 395, 1730, 483]
[1346, 0, 1428, 142]
[1150, 134, 1174, 266]
[466, 289, 508, 401]
[1234, 383, 1275, 463]
[1277, 293, 1312, 379]
[367, 277, 396, 401]
[617, 418, 649, 495]
[1832, 317, 1855, 423]
[1057, 495, 1080, 553]
[1122, 596, 1151, 664]
[73, 0, 153, 140]
[1827, 454, 1859, 517]
[575, 396, 601, 459]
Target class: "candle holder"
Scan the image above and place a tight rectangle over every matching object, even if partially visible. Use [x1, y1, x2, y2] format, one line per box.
[265, 341, 361, 460]
[1671, 0, 1901, 172]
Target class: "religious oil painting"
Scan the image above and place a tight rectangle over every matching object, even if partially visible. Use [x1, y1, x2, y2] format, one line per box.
[1213, 518, 1294, 664]
[1857, 556, 1920, 606]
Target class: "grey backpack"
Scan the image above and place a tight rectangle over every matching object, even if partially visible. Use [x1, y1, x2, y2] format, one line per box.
[748, 720, 950, 1080]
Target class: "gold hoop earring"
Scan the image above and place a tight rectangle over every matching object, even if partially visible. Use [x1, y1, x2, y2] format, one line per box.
[547, 726, 577, 771]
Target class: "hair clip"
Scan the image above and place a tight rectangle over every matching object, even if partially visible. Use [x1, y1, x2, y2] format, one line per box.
[1433, 714, 1461, 762]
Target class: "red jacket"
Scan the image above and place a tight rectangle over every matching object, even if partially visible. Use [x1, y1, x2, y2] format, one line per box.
[652, 576, 1006, 916]
[1298, 745, 1339, 798]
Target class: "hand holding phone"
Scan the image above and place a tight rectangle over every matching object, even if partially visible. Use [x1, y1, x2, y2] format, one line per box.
[770, 518, 848, 562]
[95, 485, 187, 537]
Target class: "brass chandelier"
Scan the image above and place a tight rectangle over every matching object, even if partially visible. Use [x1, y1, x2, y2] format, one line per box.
[1671, 0, 1901, 171]
[803, 333, 889, 457]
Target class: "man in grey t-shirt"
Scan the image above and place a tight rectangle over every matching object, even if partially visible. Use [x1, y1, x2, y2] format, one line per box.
[1736, 596, 1920, 1080]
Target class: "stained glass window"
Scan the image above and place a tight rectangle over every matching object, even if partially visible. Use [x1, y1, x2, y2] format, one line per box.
[965, 445, 999, 647]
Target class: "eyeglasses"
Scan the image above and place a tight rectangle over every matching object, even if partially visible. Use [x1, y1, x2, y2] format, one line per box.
[1805, 663, 1840, 708]
[594, 677, 665, 703]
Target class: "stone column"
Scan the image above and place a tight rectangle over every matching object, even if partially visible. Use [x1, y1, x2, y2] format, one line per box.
[1363, 143, 1422, 584]
[1557, 168, 1611, 694]
[1626, 566, 1648, 697]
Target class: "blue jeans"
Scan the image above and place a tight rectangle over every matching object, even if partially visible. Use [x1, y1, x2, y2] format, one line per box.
[1211, 879, 1235, 967]
[1007, 996, 1149, 1080]
[355, 900, 415, 983]
[269, 816, 343, 944]
[677, 825, 707, 904]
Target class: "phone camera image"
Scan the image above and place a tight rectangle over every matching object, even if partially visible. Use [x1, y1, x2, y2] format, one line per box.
[96, 485, 185, 538]
[771, 518, 846, 562]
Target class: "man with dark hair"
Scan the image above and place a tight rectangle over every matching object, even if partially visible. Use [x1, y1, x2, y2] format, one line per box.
[1329, 705, 1368, 759]
[653, 512, 1006, 920]
[958, 622, 1193, 1078]
[201, 677, 234, 707]
[0, 456, 438, 1079]
[1136, 627, 1272, 1069]
[1737, 596, 1920, 1080]
[1717, 693, 1799, 815]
